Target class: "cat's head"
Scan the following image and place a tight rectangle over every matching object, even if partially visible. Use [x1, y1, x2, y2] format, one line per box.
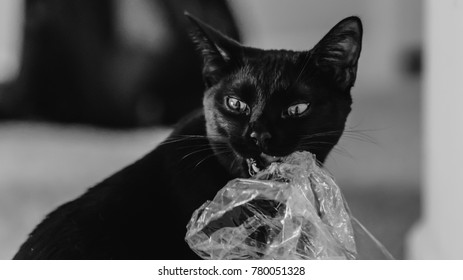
[186, 13, 362, 177]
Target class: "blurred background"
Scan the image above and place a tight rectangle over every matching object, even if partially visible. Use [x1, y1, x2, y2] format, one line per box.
[0, 0, 423, 259]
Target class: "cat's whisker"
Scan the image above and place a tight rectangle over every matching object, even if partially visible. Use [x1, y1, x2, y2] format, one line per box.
[193, 150, 233, 170]
[158, 137, 206, 146]
[342, 131, 378, 145]
[176, 147, 231, 175]
[345, 123, 384, 133]
[298, 128, 378, 146]
[176, 142, 229, 151]
[184, 144, 230, 159]
[298, 141, 354, 160]
[330, 146, 355, 160]
[305, 145, 354, 161]
[157, 138, 190, 146]
[159, 134, 228, 146]
[229, 157, 239, 173]
[299, 130, 344, 140]
[180, 146, 218, 161]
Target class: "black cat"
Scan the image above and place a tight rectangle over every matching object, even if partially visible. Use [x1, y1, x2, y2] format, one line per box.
[13, 13, 362, 260]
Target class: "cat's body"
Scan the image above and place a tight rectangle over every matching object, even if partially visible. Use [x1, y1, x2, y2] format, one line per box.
[14, 14, 363, 259]
[15, 111, 226, 259]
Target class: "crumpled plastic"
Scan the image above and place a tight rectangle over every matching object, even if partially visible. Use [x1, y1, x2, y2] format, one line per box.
[185, 151, 393, 260]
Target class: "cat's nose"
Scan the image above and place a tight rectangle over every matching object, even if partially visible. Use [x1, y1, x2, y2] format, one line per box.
[250, 131, 272, 148]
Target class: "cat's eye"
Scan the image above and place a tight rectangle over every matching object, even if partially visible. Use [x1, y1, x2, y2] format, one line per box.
[284, 103, 310, 118]
[226, 97, 250, 114]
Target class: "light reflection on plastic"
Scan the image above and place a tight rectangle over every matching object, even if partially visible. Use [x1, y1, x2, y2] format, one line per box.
[186, 151, 394, 260]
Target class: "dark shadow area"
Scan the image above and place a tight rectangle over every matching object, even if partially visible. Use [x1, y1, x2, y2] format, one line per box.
[0, 0, 241, 128]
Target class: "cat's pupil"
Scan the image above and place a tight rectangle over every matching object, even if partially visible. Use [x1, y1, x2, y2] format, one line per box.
[226, 96, 249, 114]
[286, 103, 310, 117]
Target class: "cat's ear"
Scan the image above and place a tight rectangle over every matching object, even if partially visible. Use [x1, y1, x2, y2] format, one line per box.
[312, 16, 363, 90]
[185, 12, 242, 87]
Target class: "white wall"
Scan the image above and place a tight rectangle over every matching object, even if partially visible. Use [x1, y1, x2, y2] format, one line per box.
[0, 0, 22, 83]
[231, 0, 422, 94]
[407, 0, 463, 259]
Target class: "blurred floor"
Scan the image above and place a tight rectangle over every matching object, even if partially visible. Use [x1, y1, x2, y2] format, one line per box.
[344, 187, 420, 259]
[0, 78, 420, 259]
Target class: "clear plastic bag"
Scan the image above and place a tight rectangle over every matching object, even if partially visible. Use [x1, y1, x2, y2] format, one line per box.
[185, 151, 393, 260]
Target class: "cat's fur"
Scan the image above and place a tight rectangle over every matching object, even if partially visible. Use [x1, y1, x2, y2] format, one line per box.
[13, 14, 362, 260]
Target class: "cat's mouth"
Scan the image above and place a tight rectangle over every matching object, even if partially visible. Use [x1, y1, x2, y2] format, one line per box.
[246, 153, 283, 176]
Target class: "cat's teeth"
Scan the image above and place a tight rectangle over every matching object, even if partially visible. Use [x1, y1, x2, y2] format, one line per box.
[260, 153, 282, 163]
[251, 162, 260, 173]
[246, 158, 261, 176]
[246, 154, 283, 176]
